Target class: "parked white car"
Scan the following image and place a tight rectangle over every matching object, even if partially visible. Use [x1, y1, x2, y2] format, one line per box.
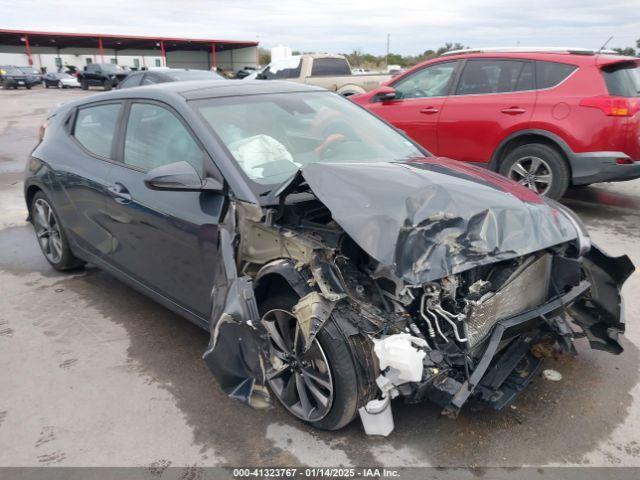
[43, 72, 80, 88]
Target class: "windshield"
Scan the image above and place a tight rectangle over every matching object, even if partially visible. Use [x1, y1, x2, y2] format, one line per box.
[101, 64, 124, 73]
[193, 91, 424, 188]
[1, 66, 22, 75]
[166, 70, 225, 81]
[602, 62, 640, 97]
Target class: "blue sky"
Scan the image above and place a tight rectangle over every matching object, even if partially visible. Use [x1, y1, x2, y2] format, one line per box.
[2, 0, 639, 55]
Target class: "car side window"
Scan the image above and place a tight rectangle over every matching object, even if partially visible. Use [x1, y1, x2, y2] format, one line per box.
[119, 74, 143, 88]
[393, 62, 458, 99]
[141, 74, 158, 85]
[536, 61, 577, 89]
[124, 103, 204, 173]
[456, 60, 533, 95]
[73, 103, 121, 158]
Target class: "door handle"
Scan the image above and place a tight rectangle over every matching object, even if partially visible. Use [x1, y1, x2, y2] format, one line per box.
[420, 107, 439, 114]
[107, 183, 132, 203]
[501, 106, 526, 115]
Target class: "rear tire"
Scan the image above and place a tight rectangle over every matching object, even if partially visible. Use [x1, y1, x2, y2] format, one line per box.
[30, 191, 85, 271]
[499, 143, 570, 200]
[57, 81, 63, 89]
[26, 85, 31, 90]
[259, 292, 363, 430]
[103, 79, 112, 91]
[81, 79, 88, 90]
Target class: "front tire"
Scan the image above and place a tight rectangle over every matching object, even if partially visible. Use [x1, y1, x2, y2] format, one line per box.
[57, 80, 63, 89]
[30, 191, 85, 271]
[81, 79, 88, 90]
[103, 79, 112, 91]
[499, 143, 570, 200]
[259, 293, 363, 430]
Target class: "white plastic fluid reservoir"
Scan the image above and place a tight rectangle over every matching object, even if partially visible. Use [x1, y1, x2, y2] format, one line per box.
[373, 333, 426, 383]
[358, 396, 394, 436]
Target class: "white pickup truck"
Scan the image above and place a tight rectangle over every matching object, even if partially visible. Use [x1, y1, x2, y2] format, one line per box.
[255, 54, 392, 96]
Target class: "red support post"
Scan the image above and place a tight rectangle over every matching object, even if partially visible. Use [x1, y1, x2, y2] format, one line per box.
[24, 34, 33, 66]
[98, 37, 104, 63]
[160, 40, 166, 67]
[211, 42, 217, 69]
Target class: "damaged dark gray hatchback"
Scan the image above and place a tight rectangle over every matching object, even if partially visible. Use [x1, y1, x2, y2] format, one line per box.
[25, 80, 634, 432]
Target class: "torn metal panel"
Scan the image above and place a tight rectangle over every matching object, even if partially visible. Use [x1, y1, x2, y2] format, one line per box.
[203, 200, 272, 408]
[295, 159, 578, 285]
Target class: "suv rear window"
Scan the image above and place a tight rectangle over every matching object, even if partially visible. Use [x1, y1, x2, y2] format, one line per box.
[311, 58, 351, 76]
[602, 62, 640, 97]
[536, 61, 577, 89]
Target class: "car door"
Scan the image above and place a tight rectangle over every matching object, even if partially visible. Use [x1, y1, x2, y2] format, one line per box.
[103, 100, 226, 319]
[366, 61, 460, 154]
[437, 59, 537, 163]
[57, 102, 122, 258]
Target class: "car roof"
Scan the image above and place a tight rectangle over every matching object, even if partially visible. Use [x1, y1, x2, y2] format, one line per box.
[69, 80, 326, 106]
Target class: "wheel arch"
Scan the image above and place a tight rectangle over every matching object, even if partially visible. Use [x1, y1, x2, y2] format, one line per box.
[253, 259, 311, 305]
[24, 183, 44, 222]
[490, 129, 574, 179]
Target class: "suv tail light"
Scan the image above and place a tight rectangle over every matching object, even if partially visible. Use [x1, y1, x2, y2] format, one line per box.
[579, 96, 640, 117]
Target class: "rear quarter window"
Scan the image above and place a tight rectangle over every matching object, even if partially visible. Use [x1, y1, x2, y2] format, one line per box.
[73, 103, 121, 158]
[311, 58, 351, 76]
[536, 61, 577, 89]
[601, 62, 640, 97]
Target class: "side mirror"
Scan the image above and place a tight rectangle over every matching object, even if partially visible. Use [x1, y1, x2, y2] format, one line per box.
[373, 86, 397, 102]
[144, 161, 224, 193]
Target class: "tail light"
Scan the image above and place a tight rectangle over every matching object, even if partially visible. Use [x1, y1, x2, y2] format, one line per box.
[579, 96, 640, 117]
[38, 118, 50, 141]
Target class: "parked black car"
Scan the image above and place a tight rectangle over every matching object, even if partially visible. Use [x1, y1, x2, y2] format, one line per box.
[117, 68, 225, 89]
[1, 65, 30, 89]
[78, 63, 128, 90]
[235, 66, 257, 79]
[17, 66, 43, 87]
[24, 81, 633, 432]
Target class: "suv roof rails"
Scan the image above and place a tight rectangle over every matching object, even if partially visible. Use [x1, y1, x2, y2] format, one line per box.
[441, 47, 618, 56]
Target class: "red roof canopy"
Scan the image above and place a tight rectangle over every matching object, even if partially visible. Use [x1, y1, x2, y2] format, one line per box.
[0, 29, 258, 51]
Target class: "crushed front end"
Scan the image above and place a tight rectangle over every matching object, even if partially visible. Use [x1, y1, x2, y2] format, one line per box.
[202, 159, 634, 432]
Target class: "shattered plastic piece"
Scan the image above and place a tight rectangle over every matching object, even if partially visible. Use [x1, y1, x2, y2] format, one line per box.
[292, 291, 336, 352]
[375, 374, 400, 399]
[373, 333, 427, 383]
[542, 369, 563, 382]
[203, 277, 271, 409]
[359, 396, 394, 436]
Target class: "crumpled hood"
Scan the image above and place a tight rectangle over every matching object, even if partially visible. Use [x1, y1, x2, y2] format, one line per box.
[297, 158, 578, 284]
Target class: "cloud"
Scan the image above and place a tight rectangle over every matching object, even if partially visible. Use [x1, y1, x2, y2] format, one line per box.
[2, 0, 638, 55]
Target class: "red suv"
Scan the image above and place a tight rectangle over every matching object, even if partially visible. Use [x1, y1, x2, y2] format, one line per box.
[352, 48, 640, 199]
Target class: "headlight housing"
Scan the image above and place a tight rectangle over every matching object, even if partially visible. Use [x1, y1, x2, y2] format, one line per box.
[544, 197, 591, 257]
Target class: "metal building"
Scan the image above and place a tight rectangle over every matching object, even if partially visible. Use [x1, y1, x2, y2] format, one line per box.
[0, 29, 259, 74]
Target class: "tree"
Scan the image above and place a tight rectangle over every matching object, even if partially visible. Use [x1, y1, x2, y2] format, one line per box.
[258, 48, 271, 66]
[612, 47, 637, 56]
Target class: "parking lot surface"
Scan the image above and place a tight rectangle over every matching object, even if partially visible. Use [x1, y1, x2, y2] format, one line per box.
[1, 87, 639, 468]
